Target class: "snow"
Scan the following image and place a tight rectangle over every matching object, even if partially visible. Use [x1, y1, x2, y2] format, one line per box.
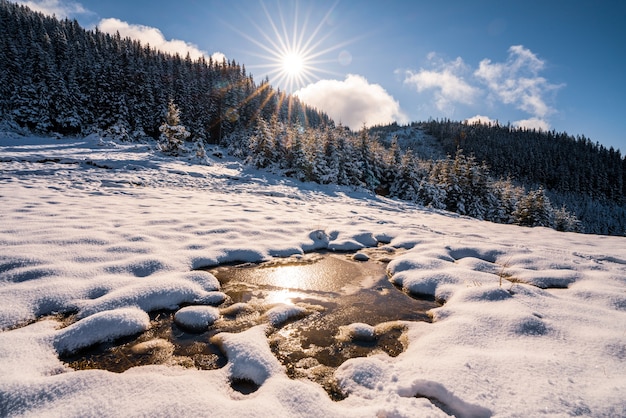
[210, 325, 284, 386]
[54, 307, 151, 354]
[263, 304, 308, 327]
[1, 133, 625, 417]
[337, 322, 376, 342]
[174, 306, 221, 331]
[352, 252, 370, 262]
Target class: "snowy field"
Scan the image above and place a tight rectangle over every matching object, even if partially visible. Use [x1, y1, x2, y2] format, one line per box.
[1, 133, 625, 417]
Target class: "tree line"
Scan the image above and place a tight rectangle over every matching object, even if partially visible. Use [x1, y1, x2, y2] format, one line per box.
[421, 119, 625, 235]
[0, 0, 331, 142]
[220, 117, 583, 233]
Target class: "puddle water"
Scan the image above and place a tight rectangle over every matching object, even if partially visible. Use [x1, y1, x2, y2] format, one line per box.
[62, 250, 438, 398]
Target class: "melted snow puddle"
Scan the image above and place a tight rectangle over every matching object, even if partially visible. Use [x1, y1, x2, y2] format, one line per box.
[62, 250, 438, 399]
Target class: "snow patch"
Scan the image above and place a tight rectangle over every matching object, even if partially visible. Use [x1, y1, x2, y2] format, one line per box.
[54, 307, 150, 354]
[211, 325, 284, 385]
[337, 322, 376, 342]
[77, 275, 225, 318]
[173, 306, 220, 331]
[264, 304, 307, 327]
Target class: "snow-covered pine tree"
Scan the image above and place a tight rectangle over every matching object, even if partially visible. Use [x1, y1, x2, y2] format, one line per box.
[389, 149, 420, 201]
[513, 187, 555, 228]
[553, 205, 583, 233]
[319, 127, 340, 184]
[247, 117, 275, 168]
[357, 127, 380, 190]
[286, 128, 312, 181]
[158, 100, 190, 155]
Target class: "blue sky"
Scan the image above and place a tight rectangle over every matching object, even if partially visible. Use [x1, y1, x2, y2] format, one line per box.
[17, 0, 625, 152]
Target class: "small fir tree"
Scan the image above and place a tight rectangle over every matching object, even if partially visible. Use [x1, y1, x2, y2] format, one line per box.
[159, 100, 190, 155]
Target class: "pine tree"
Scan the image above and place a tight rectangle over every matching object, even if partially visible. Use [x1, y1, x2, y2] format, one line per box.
[390, 149, 419, 200]
[513, 187, 555, 228]
[158, 100, 190, 155]
[247, 117, 276, 168]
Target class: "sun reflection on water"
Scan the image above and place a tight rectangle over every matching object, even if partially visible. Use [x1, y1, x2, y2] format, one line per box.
[265, 289, 310, 305]
[268, 265, 313, 288]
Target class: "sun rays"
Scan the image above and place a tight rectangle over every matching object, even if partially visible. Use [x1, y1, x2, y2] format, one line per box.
[233, 0, 352, 93]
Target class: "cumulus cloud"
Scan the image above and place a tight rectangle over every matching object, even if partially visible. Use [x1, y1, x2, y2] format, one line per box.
[403, 54, 480, 113]
[513, 117, 550, 132]
[465, 115, 498, 126]
[294, 74, 408, 130]
[474, 45, 563, 126]
[98, 18, 222, 62]
[402, 45, 563, 130]
[210, 52, 227, 64]
[15, 0, 89, 18]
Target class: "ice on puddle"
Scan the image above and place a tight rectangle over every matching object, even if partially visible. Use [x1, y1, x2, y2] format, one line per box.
[220, 302, 254, 317]
[130, 338, 174, 355]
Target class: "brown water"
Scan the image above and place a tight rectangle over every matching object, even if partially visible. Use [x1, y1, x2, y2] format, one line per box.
[62, 250, 438, 397]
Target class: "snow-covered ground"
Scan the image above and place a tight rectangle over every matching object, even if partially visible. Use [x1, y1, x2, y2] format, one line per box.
[1, 133, 625, 417]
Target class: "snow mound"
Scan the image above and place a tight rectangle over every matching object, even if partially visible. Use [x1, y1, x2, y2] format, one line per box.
[77, 275, 225, 318]
[301, 230, 330, 252]
[103, 257, 169, 278]
[54, 307, 150, 354]
[264, 304, 307, 327]
[173, 306, 220, 331]
[398, 379, 492, 418]
[328, 231, 378, 251]
[509, 268, 580, 288]
[0, 320, 67, 378]
[336, 356, 492, 417]
[352, 252, 370, 261]
[337, 322, 376, 342]
[220, 302, 255, 317]
[181, 271, 220, 291]
[334, 355, 392, 396]
[215, 248, 267, 264]
[450, 285, 513, 303]
[211, 325, 284, 385]
[388, 241, 585, 299]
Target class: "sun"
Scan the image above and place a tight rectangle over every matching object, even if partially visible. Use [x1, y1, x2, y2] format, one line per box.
[231, 1, 354, 93]
[282, 52, 305, 77]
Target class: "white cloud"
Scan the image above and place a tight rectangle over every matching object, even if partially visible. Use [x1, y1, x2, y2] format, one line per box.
[402, 45, 563, 130]
[465, 115, 498, 126]
[294, 74, 408, 130]
[15, 0, 89, 18]
[403, 55, 480, 113]
[98, 18, 221, 62]
[513, 117, 550, 132]
[474, 45, 563, 121]
[210, 52, 227, 64]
